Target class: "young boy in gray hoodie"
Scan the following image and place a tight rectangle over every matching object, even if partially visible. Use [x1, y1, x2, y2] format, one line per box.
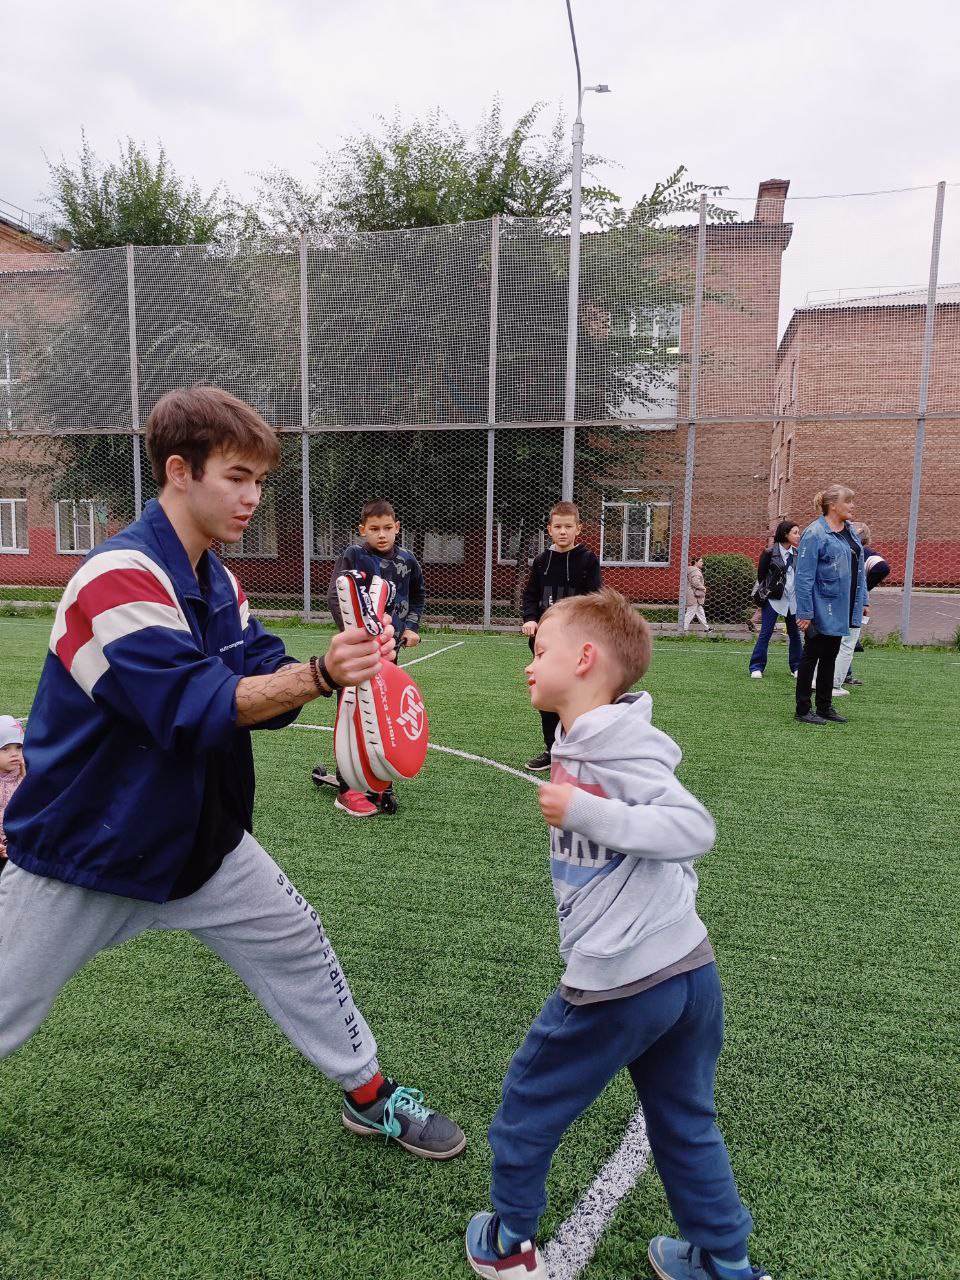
[466, 589, 772, 1280]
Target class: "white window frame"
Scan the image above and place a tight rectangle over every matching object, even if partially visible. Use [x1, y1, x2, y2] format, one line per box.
[0, 488, 28, 554]
[1, 331, 15, 432]
[221, 490, 278, 560]
[616, 304, 682, 427]
[421, 531, 464, 565]
[600, 493, 672, 567]
[55, 499, 105, 555]
[311, 514, 356, 561]
[496, 522, 546, 566]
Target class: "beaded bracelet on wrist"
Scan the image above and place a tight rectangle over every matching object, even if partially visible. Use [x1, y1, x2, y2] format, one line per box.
[308, 655, 333, 697]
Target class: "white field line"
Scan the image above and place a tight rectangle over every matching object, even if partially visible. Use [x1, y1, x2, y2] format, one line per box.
[399, 639, 464, 667]
[544, 1106, 652, 1280]
[296, 719, 650, 1275]
[292, 721, 543, 786]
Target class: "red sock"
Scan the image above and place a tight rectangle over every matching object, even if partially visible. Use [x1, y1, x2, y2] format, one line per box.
[348, 1072, 385, 1107]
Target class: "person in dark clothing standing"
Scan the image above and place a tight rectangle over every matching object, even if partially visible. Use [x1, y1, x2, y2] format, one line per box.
[313, 499, 426, 817]
[520, 502, 601, 771]
[793, 484, 867, 725]
[748, 520, 802, 679]
[831, 521, 890, 694]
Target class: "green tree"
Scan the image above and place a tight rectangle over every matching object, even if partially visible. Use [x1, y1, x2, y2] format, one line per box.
[45, 134, 230, 249]
[248, 105, 733, 608]
[246, 100, 623, 237]
[12, 138, 285, 529]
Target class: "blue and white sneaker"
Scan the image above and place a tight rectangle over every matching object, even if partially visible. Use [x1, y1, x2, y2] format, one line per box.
[648, 1236, 772, 1280]
[465, 1213, 546, 1280]
[341, 1080, 465, 1160]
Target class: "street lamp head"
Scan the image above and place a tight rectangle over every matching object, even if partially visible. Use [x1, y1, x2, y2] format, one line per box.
[586, 83, 612, 94]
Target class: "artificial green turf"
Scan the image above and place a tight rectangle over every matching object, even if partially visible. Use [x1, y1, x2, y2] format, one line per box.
[0, 618, 958, 1279]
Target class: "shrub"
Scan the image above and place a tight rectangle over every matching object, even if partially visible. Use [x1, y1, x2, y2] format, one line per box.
[701, 553, 756, 622]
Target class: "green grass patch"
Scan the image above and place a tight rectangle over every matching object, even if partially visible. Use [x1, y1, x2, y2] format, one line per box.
[0, 585, 63, 602]
[1, 620, 958, 1279]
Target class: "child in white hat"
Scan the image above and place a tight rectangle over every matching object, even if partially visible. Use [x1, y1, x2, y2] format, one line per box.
[0, 715, 25, 873]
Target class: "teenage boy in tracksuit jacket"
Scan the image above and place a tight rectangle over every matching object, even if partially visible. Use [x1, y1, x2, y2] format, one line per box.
[0, 386, 463, 1164]
[520, 501, 601, 772]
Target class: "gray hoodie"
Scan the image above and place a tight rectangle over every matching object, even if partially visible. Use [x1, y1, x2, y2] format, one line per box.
[549, 692, 716, 992]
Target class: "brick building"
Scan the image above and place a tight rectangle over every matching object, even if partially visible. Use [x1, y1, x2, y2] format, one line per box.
[772, 284, 960, 583]
[1, 210, 69, 575]
[556, 179, 790, 606]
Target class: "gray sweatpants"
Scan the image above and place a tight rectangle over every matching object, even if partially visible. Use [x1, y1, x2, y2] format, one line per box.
[0, 833, 379, 1091]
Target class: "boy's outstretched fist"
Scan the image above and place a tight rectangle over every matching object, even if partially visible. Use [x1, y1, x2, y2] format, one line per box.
[537, 781, 574, 827]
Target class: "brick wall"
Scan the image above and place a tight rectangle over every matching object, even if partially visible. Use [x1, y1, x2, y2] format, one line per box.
[773, 304, 960, 584]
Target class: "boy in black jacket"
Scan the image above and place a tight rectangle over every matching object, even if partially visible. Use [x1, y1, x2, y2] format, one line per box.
[520, 502, 601, 770]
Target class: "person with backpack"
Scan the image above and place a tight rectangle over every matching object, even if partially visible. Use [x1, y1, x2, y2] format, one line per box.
[748, 520, 802, 679]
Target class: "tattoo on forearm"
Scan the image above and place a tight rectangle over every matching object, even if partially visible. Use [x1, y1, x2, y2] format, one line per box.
[235, 663, 317, 727]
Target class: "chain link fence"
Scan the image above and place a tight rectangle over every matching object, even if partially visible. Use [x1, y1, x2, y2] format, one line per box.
[1, 184, 958, 643]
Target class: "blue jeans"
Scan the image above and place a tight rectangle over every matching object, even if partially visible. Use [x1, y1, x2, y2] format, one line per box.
[487, 963, 753, 1256]
[749, 601, 802, 673]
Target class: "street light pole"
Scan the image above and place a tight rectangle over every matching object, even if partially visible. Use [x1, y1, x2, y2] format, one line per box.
[561, 0, 609, 502]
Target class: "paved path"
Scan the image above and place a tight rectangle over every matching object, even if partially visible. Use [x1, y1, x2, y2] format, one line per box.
[866, 587, 960, 644]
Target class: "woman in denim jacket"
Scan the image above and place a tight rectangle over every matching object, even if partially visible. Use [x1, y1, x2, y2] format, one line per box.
[793, 484, 867, 724]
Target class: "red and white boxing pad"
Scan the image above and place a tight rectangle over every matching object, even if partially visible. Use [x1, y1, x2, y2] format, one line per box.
[333, 572, 428, 792]
[355, 661, 428, 783]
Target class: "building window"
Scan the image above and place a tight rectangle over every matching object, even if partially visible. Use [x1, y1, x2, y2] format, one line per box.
[497, 521, 546, 566]
[600, 493, 671, 566]
[221, 491, 277, 559]
[1, 331, 16, 432]
[790, 359, 798, 403]
[0, 486, 28, 553]
[786, 435, 794, 480]
[421, 532, 464, 564]
[312, 514, 356, 561]
[616, 306, 682, 424]
[55, 500, 107, 555]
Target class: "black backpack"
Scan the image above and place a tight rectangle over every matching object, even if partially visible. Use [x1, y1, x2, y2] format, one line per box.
[751, 554, 787, 607]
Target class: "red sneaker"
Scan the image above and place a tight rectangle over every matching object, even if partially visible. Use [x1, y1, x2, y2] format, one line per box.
[334, 789, 379, 818]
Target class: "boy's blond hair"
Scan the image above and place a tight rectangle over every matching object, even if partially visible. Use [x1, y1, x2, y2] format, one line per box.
[548, 501, 581, 524]
[542, 587, 651, 698]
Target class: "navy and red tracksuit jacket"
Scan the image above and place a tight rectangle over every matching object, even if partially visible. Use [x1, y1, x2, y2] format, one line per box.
[5, 499, 298, 903]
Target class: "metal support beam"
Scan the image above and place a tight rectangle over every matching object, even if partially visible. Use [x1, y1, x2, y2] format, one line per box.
[901, 181, 945, 644]
[125, 245, 143, 518]
[676, 196, 707, 630]
[299, 233, 312, 622]
[483, 216, 501, 629]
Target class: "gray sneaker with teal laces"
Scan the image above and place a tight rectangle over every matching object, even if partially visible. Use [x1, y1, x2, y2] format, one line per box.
[341, 1079, 466, 1160]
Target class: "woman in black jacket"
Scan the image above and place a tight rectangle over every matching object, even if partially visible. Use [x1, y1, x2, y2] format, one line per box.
[748, 519, 802, 678]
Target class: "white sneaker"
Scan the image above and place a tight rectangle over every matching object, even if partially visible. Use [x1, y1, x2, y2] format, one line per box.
[832, 687, 850, 697]
[750, 670, 763, 679]
[791, 670, 798, 678]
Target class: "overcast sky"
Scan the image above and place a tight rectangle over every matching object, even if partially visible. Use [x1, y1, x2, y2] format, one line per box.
[3, 0, 958, 327]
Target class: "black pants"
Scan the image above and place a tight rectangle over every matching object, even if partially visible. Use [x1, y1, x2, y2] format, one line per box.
[538, 710, 560, 753]
[796, 631, 843, 716]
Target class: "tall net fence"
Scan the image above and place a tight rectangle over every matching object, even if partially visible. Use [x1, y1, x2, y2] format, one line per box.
[1, 185, 958, 643]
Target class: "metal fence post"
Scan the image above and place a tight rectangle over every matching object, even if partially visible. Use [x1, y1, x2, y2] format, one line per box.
[299, 233, 312, 623]
[676, 195, 707, 631]
[483, 216, 501, 629]
[900, 181, 946, 644]
[125, 245, 143, 518]
[561, 128, 585, 503]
